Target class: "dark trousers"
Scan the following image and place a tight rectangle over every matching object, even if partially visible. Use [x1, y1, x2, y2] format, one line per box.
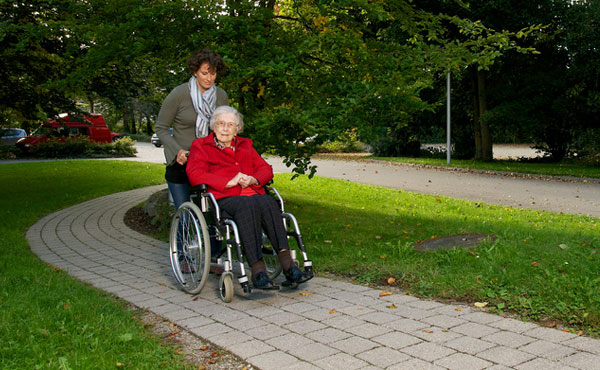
[217, 194, 289, 266]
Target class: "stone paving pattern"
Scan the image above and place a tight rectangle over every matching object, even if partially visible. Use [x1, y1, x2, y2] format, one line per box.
[27, 186, 600, 370]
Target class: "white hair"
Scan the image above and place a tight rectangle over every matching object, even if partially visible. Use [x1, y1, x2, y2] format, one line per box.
[209, 106, 243, 133]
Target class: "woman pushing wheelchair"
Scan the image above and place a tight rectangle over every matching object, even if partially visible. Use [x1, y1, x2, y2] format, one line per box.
[186, 106, 312, 290]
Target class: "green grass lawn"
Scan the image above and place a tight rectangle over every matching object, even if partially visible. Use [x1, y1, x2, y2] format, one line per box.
[365, 155, 600, 179]
[1, 159, 598, 369]
[271, 174, 600, 337]
[0, 161, 197, 369]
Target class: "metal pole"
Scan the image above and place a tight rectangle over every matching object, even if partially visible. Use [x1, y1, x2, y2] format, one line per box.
[446, 71, 451, 164]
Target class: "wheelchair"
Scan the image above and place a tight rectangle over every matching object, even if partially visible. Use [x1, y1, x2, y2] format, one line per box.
[168, 182, 314, 302]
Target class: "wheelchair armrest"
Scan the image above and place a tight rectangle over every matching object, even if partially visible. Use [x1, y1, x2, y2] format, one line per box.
[189, 184, 208, 194]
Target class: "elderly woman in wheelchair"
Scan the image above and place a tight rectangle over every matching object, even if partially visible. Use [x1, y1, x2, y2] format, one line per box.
[168, 105, 313, 301]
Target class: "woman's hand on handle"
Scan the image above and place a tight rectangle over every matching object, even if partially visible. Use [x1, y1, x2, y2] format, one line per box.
[176, 149, 189, 165]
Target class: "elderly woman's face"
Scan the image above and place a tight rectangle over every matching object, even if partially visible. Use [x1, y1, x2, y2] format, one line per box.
[213, 112, 238, 147]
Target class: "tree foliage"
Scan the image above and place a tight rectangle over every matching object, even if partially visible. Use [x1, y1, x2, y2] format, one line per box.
[2, 0, 597, 169]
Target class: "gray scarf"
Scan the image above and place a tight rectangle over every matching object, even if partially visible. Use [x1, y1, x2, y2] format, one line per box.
[189, 76, 216, 138]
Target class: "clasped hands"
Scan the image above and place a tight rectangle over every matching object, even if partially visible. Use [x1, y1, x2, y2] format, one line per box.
[226, 172, 258, 189]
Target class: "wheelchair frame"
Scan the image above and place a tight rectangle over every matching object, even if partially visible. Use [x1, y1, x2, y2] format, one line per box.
[169, 183, 313, 302]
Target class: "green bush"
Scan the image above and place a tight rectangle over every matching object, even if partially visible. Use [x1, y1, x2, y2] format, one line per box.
[571, 128, 600, 167]
[0, 145, 19, 160]
[125, 133, 151, 143]
[371, 127, 421, 157]
[317, 129, 368, 153]
[113, 136, 138, 156]
[23, 137, 137, 158]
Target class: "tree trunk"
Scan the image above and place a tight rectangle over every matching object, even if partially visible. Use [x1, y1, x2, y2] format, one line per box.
[471, 67, 493, 161]
[471, 67, 483, 159]
[145, 114, 153, 134]
[477, 70, 493, 161]
[123, 106, 136, 134]
[87, 95, 95, 113]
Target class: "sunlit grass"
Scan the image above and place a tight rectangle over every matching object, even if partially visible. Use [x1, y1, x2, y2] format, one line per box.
[365, 155, 600, 179]
[2, 159, 598, 370]
[272, 174, 600, 337]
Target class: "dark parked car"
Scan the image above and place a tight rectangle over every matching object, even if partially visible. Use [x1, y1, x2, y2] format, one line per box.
[151, 128, 173, 147]
[0, 128, 27, 146]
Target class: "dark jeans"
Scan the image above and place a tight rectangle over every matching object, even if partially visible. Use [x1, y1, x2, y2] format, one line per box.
[167, 181, 190, 211]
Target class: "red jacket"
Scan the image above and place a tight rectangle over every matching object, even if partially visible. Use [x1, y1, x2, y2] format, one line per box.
[186, 133, 273, 200]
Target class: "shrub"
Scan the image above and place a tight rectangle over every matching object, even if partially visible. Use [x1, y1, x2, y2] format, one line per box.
[125, 133, 151, 143]
[370, 127, 421, 157]
[113, 136, 137, 156]
[570, 128, 600, 167]
[0, 145, 19, 160]
[23, 137, 137, 158]
[317, 129, 367, 153]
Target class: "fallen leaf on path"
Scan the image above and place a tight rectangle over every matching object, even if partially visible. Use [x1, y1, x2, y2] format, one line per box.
[387, 277, 396, 285]
[329, 310, 337, 314]
[300, 292, 310, 296]
[424, 329, 433, 333]
[474, 302, 488, 308]
[200, 345, 209, 351]
[386, 304, 397, 309]
[379, 291, 392, 297]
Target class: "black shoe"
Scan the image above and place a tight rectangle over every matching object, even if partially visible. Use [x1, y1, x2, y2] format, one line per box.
[252, 272, 279, 290]
[282, 265, 312, 287]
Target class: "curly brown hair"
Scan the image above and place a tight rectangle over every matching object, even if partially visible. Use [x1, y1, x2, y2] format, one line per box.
[187, 49, 226, 75]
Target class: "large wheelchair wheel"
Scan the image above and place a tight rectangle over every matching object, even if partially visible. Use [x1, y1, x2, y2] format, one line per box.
[169, 202, 211, 295]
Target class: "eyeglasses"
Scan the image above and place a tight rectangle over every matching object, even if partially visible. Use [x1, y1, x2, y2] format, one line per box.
[215, 121, 236, 129]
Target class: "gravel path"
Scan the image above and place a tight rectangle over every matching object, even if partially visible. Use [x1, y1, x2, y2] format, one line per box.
[266, 156, 600, 218]
[128, 142, 600, 218]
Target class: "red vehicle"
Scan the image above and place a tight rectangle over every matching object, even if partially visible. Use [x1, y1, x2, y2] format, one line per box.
[17, 113, 123, 150]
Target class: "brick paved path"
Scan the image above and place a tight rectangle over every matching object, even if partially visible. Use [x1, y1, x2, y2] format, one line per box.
[27, 186, 600, 370]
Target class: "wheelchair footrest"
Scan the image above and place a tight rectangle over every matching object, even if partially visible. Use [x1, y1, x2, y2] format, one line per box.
[242, 282, 252, 294]
[303, 264, 314, 281]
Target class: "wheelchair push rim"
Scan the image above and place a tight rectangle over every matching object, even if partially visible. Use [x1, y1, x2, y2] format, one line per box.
[169, 202, 211, 295]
